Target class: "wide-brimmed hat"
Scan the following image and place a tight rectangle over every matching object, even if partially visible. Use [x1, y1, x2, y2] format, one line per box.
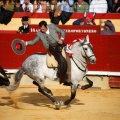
[11, 39, 26, 55]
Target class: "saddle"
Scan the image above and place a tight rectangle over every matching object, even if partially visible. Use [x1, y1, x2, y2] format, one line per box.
[46, 47, 66, 68]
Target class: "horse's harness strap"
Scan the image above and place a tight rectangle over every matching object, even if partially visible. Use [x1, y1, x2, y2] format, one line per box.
[72, 57, 86, 73]
[82, 43, 94, 59]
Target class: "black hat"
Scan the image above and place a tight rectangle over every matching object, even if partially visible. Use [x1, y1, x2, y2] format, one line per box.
[22, 16, 29, 21]
[104, 20, 112, 27]
[11, 39, 26, 55]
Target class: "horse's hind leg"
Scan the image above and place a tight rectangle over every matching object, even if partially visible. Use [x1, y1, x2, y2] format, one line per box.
[80, 77, 93, 90]
[34, 80, 60, 109]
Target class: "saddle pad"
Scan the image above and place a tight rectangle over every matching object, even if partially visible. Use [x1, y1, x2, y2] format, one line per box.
[46, 47, 66, 67]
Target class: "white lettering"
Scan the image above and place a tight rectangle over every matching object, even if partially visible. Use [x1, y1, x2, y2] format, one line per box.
[30, 27, 98, 34]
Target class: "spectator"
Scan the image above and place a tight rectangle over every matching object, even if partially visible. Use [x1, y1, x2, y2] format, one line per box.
[61, 0, 74, 13]
[73, 0, 89, 13]
[106, 0, 114, 12]
[47, 0, 61, 12]
[100, 20, 116, 35]
[89, 0, 108, 13]
[0, 0, 14, 11]
[48, 0, 62, 24]
[17, 16, 30, 34]
[22, 0, 33, 12]
[14, 0, 24, 12]
[112, 0, 120, 13]
[33, 0, 47, 13]
[72, 12, 96, 25]
[74, 0, 92, 4]
[59, 0, 74, 24]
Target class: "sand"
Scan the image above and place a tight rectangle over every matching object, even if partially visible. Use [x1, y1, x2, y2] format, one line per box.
[0, 85, 120, 120]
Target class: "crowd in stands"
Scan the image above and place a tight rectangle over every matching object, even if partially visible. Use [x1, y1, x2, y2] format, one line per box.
[0, 0, 118, 35]
[0, 0, 120, 13]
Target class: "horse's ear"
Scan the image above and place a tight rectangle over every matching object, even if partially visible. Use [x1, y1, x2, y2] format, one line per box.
[85, 35, 90, 43]
[79, 35, 89, 44]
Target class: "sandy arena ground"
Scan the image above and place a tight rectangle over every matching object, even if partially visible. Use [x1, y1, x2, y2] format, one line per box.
[0, 84, 120, 120]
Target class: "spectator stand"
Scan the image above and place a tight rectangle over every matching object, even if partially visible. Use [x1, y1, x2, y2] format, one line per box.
[0, 13, 120, 34]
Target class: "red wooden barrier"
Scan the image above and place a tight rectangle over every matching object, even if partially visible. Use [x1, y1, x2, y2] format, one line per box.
[109, 77, 120, 87]
[0, 33, 120, 72]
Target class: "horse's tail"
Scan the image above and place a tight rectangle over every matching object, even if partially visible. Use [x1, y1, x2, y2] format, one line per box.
[6, 68, 24, 92]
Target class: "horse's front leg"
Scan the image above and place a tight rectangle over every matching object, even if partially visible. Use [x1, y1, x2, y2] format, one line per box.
[80, 77, 93, 90]
[64, 84, 78, 105]
[36, 81, 60, 109]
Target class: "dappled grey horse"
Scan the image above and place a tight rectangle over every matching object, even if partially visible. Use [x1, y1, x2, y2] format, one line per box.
[6, 35, 96, 109]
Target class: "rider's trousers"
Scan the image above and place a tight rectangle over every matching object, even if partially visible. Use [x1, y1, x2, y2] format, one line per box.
[49, 42, 68, 84]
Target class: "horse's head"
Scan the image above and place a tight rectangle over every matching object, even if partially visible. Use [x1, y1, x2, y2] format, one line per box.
[71, 35, 96, 64]
[79, 35, 96, 64]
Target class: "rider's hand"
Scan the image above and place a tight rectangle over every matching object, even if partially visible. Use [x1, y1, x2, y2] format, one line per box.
[58, 39, 63, 44]
[21, 40, 26, 45]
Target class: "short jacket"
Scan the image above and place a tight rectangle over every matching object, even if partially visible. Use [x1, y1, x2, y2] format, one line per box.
[26, 23, 66, 50]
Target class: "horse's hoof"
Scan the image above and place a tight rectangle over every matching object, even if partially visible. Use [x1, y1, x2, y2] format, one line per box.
[81, 84, 90, 90]
[54, 101, 61, 109]
[60, 101, 65, 106]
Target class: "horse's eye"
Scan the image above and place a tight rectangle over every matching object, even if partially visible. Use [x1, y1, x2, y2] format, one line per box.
[84, 48, 87, 51]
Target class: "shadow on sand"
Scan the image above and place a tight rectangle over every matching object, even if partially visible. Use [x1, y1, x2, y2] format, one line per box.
[0, 91, 85, 109]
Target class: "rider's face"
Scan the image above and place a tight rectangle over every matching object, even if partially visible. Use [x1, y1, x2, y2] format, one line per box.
[40, 25, 47, 33]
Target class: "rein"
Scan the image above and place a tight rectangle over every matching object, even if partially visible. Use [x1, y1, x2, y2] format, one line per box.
[82, 43, 95, 60]
[71, 57, 87, 73]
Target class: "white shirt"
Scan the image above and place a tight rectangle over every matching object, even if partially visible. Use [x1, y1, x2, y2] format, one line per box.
[22, 2, 33, 12]
[23, 25, 28, 29]
[89, 0, 108, 13]
[46, 27, 50, 35]
[46, 27, 64, 40]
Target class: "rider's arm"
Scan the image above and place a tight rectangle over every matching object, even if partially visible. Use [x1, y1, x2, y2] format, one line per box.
[26, 32, 40, 46]
[51, 23, 66, 40]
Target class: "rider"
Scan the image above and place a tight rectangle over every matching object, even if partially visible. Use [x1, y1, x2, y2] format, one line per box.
[24, 20, 68, 84]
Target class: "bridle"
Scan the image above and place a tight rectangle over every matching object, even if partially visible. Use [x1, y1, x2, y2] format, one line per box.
[81, 42, 95, 60]
[71, 42, 95, 72]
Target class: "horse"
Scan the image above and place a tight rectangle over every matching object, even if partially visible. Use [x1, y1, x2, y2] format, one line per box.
[6, 35, 96, 109]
